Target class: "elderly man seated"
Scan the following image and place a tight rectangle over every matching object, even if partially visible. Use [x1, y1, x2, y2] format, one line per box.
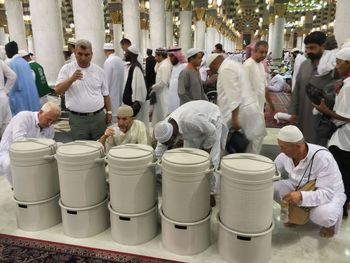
[268, 69, 290, 92]
[98, 105, 151, 152]
[274, 125, 346, 238]
[0, 102, 61, 186]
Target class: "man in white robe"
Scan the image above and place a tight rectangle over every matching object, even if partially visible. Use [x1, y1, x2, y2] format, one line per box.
[0, 102, 61, 186]
[151, 48, 172, 126]
[268, 70, 289, 92]
[291, 49, 306, 92]
[99, 105, 150, 153]
[0, 60, 17, 137]
[207, 54, 266, 154]
[103, 43, 125, 123]
[274, 125, 346, 238]
[167, 47, 187, 114]
[244, 41, 274, 153]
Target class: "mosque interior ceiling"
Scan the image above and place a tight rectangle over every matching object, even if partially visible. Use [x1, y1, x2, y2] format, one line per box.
[0, 0, 337, 42]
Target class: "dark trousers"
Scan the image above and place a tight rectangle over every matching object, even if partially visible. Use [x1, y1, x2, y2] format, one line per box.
[69, 111, 106, 141]
[329, 145, 350, 204]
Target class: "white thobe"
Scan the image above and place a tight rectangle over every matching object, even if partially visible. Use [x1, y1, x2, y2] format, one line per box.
[104, 54, 125, 121]
[151, 58, 172, 126]
[167, 62, 186, 114]
[0, 60, 17, 136]
[124, 65, 149, 128]
[274, 144, 346, 233]
[217, 59, 266, 144]
[104, 120, 151, 153]
[0, 111, 55, 185]
[292, 54, 306, 91]
[243, 57, 268, 153]
[268, 74, 287, 92]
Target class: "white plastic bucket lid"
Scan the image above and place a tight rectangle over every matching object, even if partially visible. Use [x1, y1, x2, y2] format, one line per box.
[108, 144, 154, 160]
[10, 138, 56, 160]
[56, 140, 104, 163]
[221, 153, 276, 181]
[161, 148, 210, 174]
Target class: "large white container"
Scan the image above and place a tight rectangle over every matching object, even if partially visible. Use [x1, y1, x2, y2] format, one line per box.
[14, 193, 61, 231]
[107, 144, 156, 213]
[59, 197, 109, 238]
[56, 141, 107, 208]
[160, 148, 211, 222]
[220, 153, 276, 233]
[160, 206, 211, 256]
[10, 138, 59, 202]
[109, 202, 158, 245]
[218, 215, 274, 263]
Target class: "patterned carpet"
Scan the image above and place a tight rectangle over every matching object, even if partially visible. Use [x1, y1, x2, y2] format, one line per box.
[0, 234, 182, 263]
[265, 91, 291, 128]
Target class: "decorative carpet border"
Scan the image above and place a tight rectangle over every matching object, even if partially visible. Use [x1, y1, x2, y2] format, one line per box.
[0, 233, 183, 263]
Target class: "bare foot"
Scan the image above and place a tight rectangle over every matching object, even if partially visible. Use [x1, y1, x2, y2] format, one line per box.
[320, 225, 335, 238]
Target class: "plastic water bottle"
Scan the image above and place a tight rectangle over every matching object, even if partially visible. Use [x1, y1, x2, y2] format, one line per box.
[280, 201, 289, 223]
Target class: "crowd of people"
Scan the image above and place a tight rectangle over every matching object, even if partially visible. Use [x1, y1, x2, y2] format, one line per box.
[0, 30, 349, 238]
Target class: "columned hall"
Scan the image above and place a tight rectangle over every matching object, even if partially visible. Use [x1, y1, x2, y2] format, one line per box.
[0, 0, 350, 262]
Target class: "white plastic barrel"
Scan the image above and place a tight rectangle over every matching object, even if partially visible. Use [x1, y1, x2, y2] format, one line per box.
[160, 148, 211, 222]
[59, 197, 109, 238]
[10, 138, 59, 202]
[107, 144, 156, 213]
[220, 153, 276, 233]
[109, 202, 158, 245]
[160, 206, 211, 256]
[14, 193, 61, 231]
[56, 141, 107, 208]
[218, 215, 274, 263]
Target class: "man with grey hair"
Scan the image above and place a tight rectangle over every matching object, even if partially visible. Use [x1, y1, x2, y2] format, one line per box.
[274, 125, 345, 238]
[55, 39, 112, 140]
[0, 102, 61, 186]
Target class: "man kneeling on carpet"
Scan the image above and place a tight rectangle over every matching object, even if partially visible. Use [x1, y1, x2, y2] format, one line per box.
[273, 125, 346, 238]
[0, 102, 61, 186]
[98, 105, 151, 153]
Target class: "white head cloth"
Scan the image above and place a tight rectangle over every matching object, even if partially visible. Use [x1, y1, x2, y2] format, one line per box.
[154, 121, 173, 144]
[336, 47, 350, 61]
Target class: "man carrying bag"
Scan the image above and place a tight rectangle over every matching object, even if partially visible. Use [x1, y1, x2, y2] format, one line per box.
[273, 125, 346, 238]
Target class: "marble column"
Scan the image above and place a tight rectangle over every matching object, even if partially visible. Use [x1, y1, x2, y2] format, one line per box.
[194, 8, 206, 50]
[5, 0, 27, 49]
[296, 34, 303, 51]
[122, 0, 141, 50]
[206, 26, 215, 54]
[29, 0, 64, 85]
[165, 11, 173, 47]
[179, 10, 192, 52]
[268, 22, 275, 53]
[72, 0, 105, 66]
[214, 29, 220, 45]
[272, 17, 285, 60]
[0, 27, 6, 45]
[111, 11, 123, 58]
[26, 35, 34, 54]
[334, 0, 350, 46]
[149, 0, 165, 50]
[140, 18, 147, 57]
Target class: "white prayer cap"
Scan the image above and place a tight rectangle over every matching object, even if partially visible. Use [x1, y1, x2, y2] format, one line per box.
[18, 50, 30, 57]
[186, 48, 203, 59]
[336, 47, 350, 61]
[278, 125, 304, 143]
[103, 43, 114, 50]
[291, 48, 299, 53]
[206, 53, 221, 67]
[154, 121, 173, 144]
[127, 45, 139, 55]
[67, 38, 76, 45]
[116, 105, 133, 117]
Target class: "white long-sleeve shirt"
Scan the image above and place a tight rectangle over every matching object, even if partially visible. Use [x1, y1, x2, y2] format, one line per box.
[0, 60, 17, 96]
[104, 54, 125, 117]
[275, 143, 345, 207]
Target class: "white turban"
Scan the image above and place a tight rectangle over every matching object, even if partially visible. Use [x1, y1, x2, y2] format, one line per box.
[103, 43, 114, 50]
[336, 47, 350, 61]
[278, 125, 304, 143]
[128, 45, 139, 55]
[206, 53, 221, 67]
[154, 121, 173, 144]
